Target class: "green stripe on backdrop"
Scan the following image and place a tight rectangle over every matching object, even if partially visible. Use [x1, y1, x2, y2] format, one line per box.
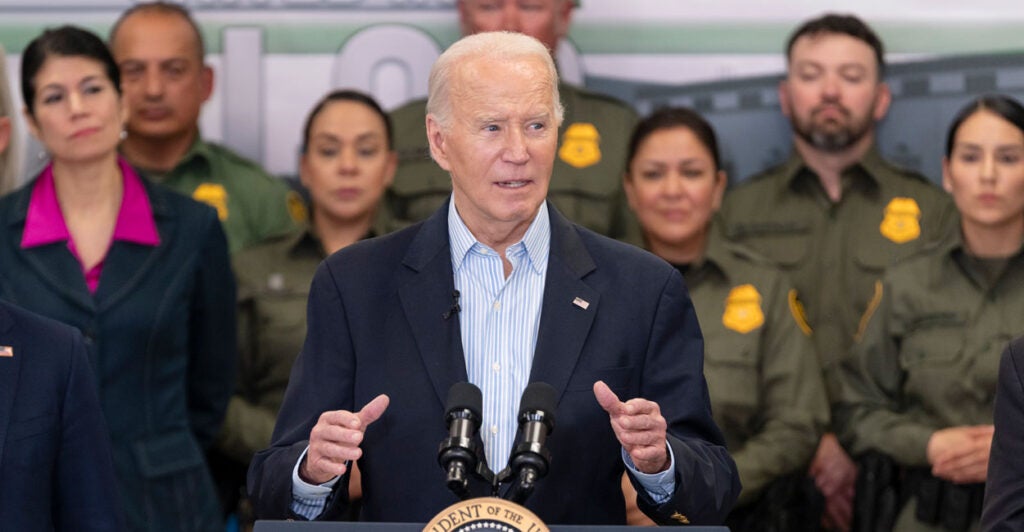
[1, 21, 1022, 55]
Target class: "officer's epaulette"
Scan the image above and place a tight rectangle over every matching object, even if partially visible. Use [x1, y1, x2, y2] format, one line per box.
[204, 140, 265, 171]
[874, 156, 931, 184]
[564, 83, 635, 111]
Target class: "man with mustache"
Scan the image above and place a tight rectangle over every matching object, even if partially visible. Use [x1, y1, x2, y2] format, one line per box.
[718, 13, 955, 532]
[110, 2, 302, 254]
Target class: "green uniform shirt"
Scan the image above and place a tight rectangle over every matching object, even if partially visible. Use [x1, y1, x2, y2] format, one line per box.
[217, 210, 401, 463]
[139, 137, 303, 254]
[835, 230, 1023, 532]
[683, 223, 828, 507]
[838, 229, 1024, 466]
[388, 82, 640, 239]
[718, 148, 957, 404]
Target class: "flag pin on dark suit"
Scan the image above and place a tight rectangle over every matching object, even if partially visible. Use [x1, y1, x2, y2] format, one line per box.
[0, 345, 12, 357]
[572, 297, 589, 310]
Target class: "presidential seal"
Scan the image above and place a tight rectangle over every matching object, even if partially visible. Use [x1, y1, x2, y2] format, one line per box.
[423, 497, 549, 532]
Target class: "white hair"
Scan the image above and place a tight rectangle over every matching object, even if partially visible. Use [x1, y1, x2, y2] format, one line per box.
[427, 31, 564, 131]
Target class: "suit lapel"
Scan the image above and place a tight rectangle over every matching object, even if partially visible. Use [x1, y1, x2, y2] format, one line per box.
[530, 206, 598, 403]
[0, 304, 21, 466]
[398, 204, 468, 408]
[20, 243, 95, 313]
[94, 181, 171, 310]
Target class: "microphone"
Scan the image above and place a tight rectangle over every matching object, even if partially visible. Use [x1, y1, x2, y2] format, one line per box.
[437, 382, 483, 499]
[503, 382, 557, 505]
[442, 290, 461, 320]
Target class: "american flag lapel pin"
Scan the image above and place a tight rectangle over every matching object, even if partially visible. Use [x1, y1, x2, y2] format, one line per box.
[0, 345, 12, 357]
[572, 297, 589, 310]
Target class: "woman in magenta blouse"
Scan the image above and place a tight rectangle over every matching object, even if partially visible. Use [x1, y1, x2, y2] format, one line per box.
[0, 26, 235, 531]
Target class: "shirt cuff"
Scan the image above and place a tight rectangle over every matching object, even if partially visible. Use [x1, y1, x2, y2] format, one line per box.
[622, 442, 676, 504]
[290, 446, 341, 519]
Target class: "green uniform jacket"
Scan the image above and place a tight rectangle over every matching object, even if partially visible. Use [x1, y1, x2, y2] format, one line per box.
[139, 137, 303, 254]
[835, 229, 1023, 531]
[388, 83, 640, 239]
[718, 148, 956, 405]
[218, 210, 403, 463]
[683, 223, 828, 507]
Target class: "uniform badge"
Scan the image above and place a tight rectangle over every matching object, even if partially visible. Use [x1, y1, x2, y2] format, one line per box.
[558, 122, 602, 168]
[879, 197, 921, 243]
[787, 289, 812, 336]
[192, 183, 229, 221]
[286, 190, 308, 224]
[722, 284, 764, 334]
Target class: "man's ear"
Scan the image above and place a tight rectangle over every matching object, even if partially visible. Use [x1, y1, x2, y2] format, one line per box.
[200, 64, 214, 103]
[425, 114, 452, 172]
[873, 82, 892, 122]
[778, 79, 792, 119]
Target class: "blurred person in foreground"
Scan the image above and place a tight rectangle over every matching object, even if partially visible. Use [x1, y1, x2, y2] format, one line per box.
[0, 25, 235, 531]
[248, 31, 738, 525]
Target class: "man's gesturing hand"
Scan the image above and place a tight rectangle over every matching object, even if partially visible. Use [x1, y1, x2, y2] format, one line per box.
[594, 381, 669, 474]
[299, 394, 390, 485]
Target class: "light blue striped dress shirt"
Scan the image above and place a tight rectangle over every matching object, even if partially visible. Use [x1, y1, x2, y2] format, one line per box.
[448, 200, 550, 471]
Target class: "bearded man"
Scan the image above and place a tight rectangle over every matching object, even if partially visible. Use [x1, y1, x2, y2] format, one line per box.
[718, 13, 955, 532]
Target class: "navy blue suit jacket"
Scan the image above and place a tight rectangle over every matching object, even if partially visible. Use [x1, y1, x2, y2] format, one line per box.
[249, 202, 739, 525]
[982, 336, 1024, 530]
[0, 300, 125, 531]
[0, 175, 235, 531]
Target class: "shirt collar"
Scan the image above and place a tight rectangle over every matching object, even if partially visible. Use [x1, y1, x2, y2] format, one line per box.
[448, 197, 550, 275]
[781, 145, 885, 197]
[21, 157, 161, 248]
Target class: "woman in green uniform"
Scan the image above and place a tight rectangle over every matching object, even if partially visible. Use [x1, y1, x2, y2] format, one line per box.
[215, 89, 402, 519]
[838, 94, 1024, 531]
[620, 107, 829, 530]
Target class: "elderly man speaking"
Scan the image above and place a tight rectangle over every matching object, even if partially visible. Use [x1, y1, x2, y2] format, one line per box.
[248, 31, 739, 526]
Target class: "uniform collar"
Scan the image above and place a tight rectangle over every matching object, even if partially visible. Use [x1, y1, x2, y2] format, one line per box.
[780, 145, 887, 199]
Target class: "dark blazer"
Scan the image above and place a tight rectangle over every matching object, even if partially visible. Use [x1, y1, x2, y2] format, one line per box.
[982, 336, 1024, 530]
[0, 176, 236, 531]
[0, 300, 125, 531]
[249, 202, 740, 525]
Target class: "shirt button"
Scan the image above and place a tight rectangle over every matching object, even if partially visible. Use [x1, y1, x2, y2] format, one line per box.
[492, 362, 500, 372]
[490, 425, 498, 435]
[493, 301, 501, 310]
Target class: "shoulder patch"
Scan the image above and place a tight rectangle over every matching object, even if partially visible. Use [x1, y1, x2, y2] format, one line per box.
[286, 190, 308, 224]
[787, 289, 812, 336]
[192, 183, 229, 221]
[722, 283, 764, 334]
[880, 197, 921, 244]
[559, 122, 602, 168]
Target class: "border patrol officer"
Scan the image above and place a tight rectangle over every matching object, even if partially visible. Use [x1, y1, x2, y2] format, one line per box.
[110, 2, 302, 254]
[718, 15, 956, 530]
[388, 0, 639, 240]
[838, 95, 1024, 532]
[621, 107, 828, 530]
